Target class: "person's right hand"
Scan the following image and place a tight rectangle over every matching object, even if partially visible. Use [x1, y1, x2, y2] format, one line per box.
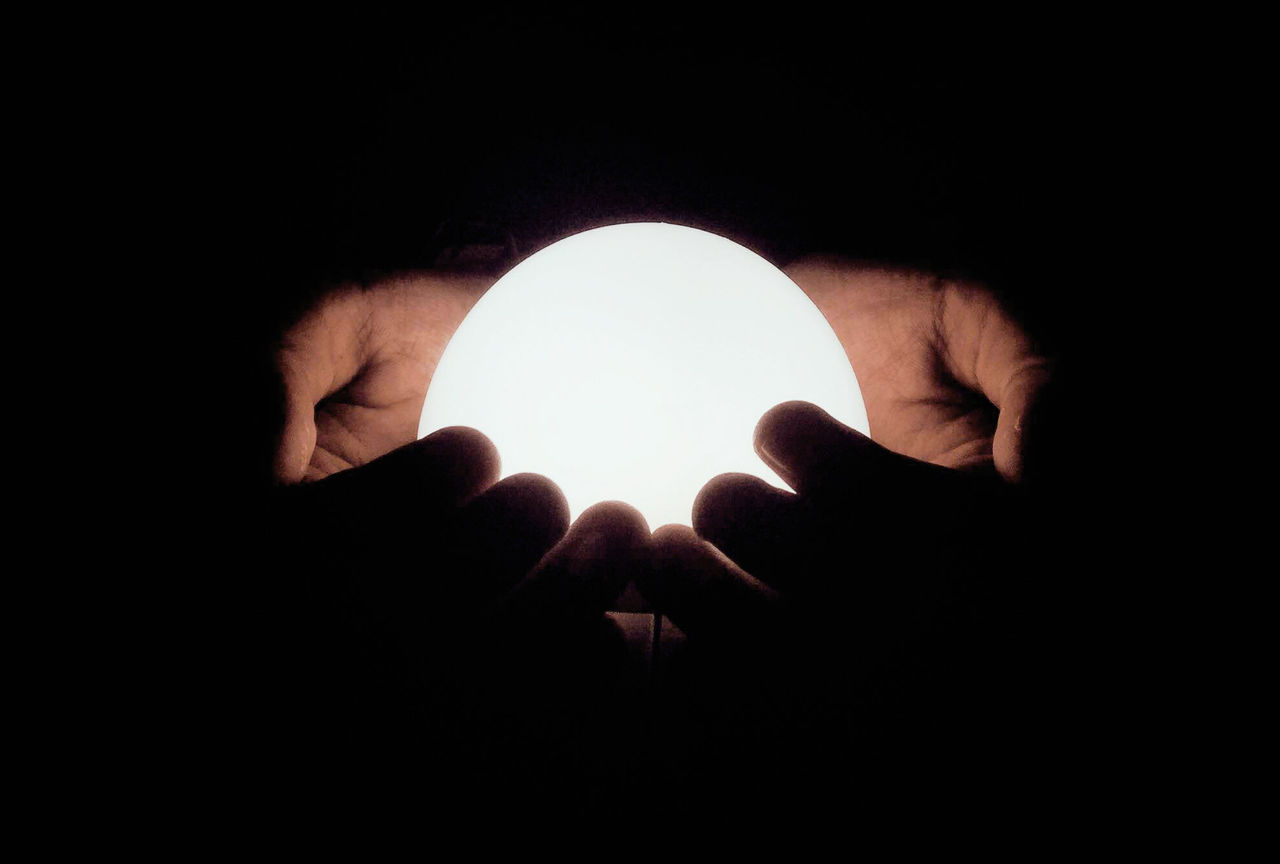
[272, 272, 493, 483]
[261, 425, 651, 787]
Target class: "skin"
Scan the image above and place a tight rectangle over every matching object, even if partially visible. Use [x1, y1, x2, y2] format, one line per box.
[273, 272, 491, 483]
[785, 256, 1052, 482]
[280, 425, 649, 656]
[274, 427, 652, 742]
[643, 400, 994, 648]
[266, 426, 653, 790]
[639, 402, 1036, 798]
[272, 258, 1052, 486]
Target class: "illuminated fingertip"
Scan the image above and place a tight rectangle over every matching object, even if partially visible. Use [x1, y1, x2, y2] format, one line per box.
[571, 500, 650, 544]
[422, 425, 500, 471]
[652, 523, 699, 545]
[754, 398, 841, 451]
[481, 472, 571, 537]
[692, 472, 776, 531]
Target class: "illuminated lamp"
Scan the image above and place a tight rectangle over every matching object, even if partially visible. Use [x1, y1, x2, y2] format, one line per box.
[419, 222, 868, 529]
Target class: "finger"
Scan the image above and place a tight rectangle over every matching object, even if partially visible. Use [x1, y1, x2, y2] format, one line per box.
[754, 401, 891, 497]
[272, 288, 374, 483]
[935, 284, 1053, 484]
[370, 473, 569, 651]
[1000, 365, 1076, 490]
[642, 524, 777, 642]
[274, 387, 319, 485]
[500, 501, 650, 623]
[448, 472, 571, 601]
[691, 473, 810, 593]
[992, 361, 1053, 485]
[292, 426, 500, 528]
[753, 401, 955, 502]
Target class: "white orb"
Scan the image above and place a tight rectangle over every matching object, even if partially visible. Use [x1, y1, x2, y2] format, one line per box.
[418, 223, 868, 529]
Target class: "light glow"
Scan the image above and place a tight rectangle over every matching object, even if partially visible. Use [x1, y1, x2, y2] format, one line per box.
[419, 223, 868, 528]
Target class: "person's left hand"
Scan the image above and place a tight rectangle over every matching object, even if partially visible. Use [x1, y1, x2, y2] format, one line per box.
[645, 399, 999, 652]
[641, 401, 1035, 802]
[786, 257, 1056, 485]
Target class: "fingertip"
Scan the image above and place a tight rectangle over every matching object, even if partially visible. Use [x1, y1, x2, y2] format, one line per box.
[754, 400, 831, 443]
[456, 472, 571, 594]
[996, 367, 1066, 489]
[753, 400, 881, 495]
[692, 472, 806, 592]
[993, 424, 1025, 484]
[652, 522, 699, 546]
[642, 520, 777, 641]
[400, 425, 501, 502]
[272, 446, 307, 486]
[754, 398, 838, 445]
[309, 426, 501, 511]
[507, 501, 649, 619]
[273, 399, 317, 485]
[993, 379, 1037, 484]
[753, 401, 846, 482]
[650, 524, 711, 578]
[421, 424, 501, 477]
[570, 500, 651, 550]
[644, 523, 703, 597]
[692, 472, 781, 541]
[475, 472, 571, 545]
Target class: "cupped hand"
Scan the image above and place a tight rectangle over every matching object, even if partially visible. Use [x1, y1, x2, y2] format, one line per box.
[272, 272, 493, 483]
[641, 401, 1035, 800]
[787, 257, 1054, 483]
[645, 402, 995, 683]
[265, 425, 651, 780]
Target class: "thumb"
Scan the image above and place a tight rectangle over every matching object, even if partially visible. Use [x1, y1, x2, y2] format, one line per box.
[991, 360, 1053, 484]
[274, 389, 318, 484]
[271, 288, 373, 484]
[935, 283, 1054, 485]
[753, 400, 945, 498]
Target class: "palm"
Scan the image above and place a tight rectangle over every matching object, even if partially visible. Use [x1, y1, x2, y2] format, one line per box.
[787, 257, 1049, 477]
[274, 273, 493, 482]
[309, 356, 432, 478]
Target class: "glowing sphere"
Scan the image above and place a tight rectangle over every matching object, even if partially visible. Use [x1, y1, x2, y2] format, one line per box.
[418, 223, 868, 528]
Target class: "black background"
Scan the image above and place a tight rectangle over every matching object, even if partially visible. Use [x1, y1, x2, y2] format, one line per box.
[220, 11, 1130, 358]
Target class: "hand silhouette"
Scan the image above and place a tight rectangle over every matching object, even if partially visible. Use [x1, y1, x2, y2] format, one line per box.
[261, 426, 651, 792]
[642, 401, 1041, 811]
